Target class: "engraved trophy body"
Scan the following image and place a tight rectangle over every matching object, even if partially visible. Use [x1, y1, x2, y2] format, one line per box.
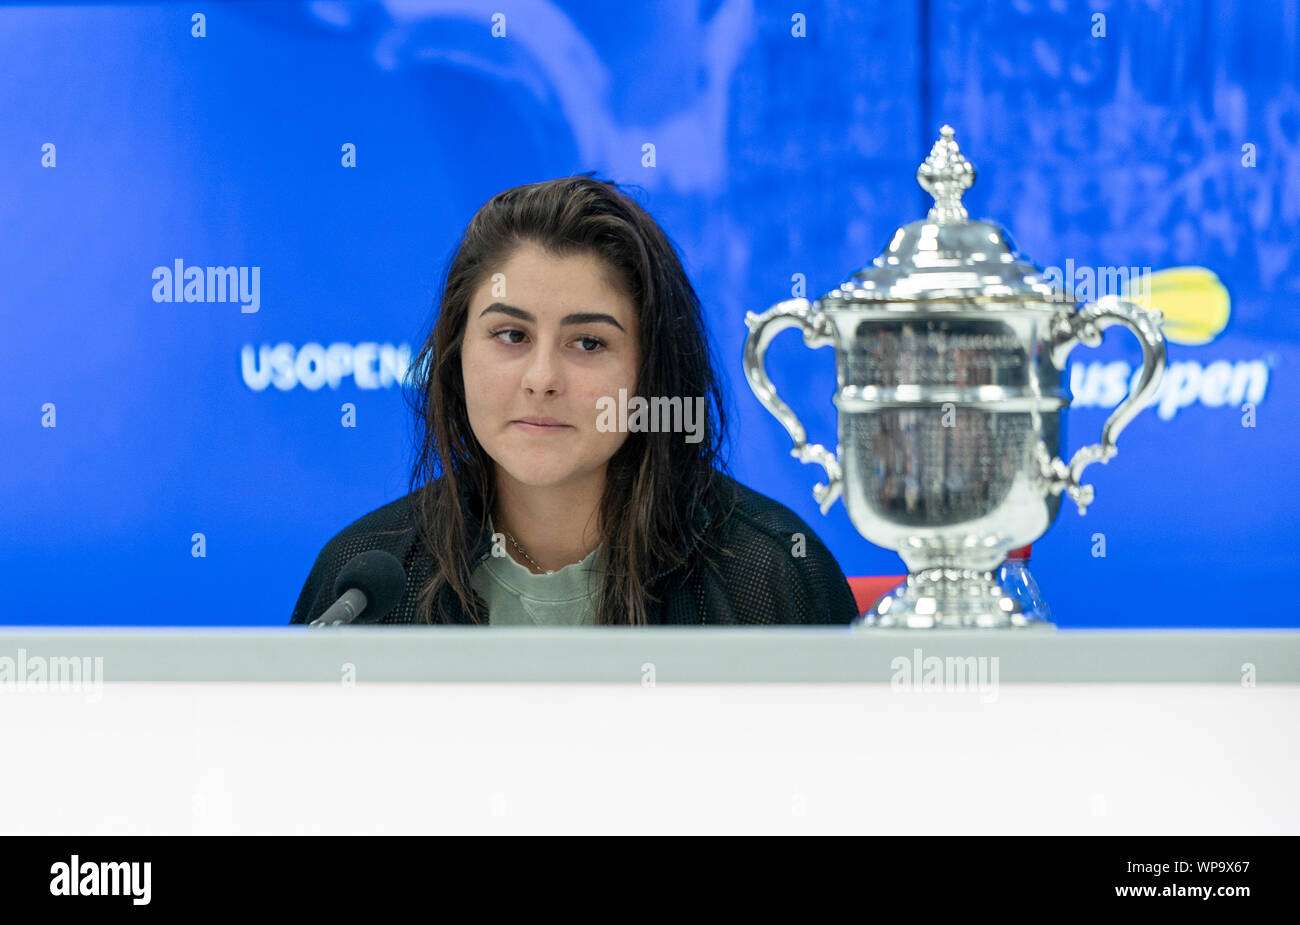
[743, 127, 1167, 628]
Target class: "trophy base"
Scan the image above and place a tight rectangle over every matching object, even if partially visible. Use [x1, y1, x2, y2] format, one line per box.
[854, 567, 1055, 629]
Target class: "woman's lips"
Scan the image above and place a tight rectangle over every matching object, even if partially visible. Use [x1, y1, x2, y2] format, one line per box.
[511, 420, 573, 433]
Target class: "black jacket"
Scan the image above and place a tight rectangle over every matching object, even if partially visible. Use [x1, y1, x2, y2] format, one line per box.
[289, 472, 858, 626]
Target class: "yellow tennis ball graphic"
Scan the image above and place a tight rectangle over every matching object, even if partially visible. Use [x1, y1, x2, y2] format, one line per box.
[1122, 266, 1230, 346]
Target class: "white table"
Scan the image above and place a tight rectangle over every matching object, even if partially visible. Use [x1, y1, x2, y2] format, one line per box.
[1, 628, 1296, 834]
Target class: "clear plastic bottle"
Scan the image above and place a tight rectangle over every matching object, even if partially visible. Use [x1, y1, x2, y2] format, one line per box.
[998, 545, 1054, 625]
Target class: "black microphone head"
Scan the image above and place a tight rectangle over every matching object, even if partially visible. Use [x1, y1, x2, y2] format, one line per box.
[332, 550, 407, 623]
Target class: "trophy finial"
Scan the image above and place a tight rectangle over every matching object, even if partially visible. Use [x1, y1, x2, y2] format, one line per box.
[917, 125, 975, 223]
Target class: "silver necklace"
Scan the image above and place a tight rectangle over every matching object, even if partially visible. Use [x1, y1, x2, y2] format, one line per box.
[504, 529, 554, 575]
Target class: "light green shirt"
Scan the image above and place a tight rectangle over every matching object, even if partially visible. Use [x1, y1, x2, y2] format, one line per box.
[471, 515, 603, 626]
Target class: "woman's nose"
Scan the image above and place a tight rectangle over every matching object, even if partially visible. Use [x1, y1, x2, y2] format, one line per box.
[520, 343, 563, 394]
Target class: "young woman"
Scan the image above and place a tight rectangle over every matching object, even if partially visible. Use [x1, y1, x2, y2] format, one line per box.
[291, 175, 857, 626]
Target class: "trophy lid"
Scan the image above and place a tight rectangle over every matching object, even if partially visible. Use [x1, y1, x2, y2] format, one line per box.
[823, 126, 1066, 305]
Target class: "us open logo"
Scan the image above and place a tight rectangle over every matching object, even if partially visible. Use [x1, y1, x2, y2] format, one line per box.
[240, 342, 414, 391]
[1069, 266, 1272, 419]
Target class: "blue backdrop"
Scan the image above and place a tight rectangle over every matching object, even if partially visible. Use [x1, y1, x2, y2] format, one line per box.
[3, 0, 1296, 626]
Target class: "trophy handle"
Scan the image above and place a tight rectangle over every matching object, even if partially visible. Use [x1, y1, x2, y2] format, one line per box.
[1043, 294, 1168, 514]
[743, 298, 843, 514]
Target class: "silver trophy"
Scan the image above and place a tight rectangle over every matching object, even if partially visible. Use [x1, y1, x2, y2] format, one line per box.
[743, 126, 1167, 629]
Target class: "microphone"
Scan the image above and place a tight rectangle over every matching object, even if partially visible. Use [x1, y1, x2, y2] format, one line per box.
[309, 550, 407, 626]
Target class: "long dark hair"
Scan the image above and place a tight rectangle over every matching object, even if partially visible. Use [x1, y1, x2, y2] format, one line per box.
[405, 174, 735, 625]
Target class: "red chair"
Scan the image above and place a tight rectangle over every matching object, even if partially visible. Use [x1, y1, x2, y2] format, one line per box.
[848, 545, 1032, 615]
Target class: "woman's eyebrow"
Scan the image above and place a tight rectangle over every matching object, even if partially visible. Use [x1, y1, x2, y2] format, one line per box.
[562, 311, 626, 331]
[478, 302, 625, 332]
